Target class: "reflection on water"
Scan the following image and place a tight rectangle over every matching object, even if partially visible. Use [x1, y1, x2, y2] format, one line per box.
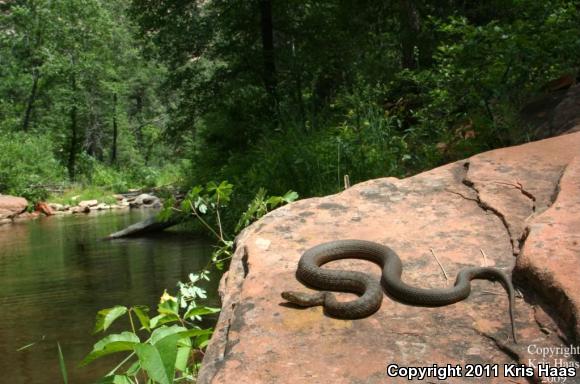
[0, 210, 218, 384]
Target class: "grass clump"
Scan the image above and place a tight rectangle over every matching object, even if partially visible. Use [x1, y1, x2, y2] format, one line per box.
[47, 186, 118, 206]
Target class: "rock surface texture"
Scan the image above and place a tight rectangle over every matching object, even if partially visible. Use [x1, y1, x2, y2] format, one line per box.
[0, 195, 28, 219]
[199, 131, 580, 384]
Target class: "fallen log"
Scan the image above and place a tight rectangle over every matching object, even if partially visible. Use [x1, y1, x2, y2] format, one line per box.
[107, 214, 181, 239]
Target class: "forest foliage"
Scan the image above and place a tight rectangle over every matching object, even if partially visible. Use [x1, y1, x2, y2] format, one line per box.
[128, 0, 579, 202]
[1, 0, 579, 210]
[1, 0, 172, 200]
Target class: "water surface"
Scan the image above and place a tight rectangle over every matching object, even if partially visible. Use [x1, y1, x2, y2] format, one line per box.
[0, 210, 218, 383]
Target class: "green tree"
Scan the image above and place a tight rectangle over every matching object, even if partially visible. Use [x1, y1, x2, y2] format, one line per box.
[1, 0, 171, 191]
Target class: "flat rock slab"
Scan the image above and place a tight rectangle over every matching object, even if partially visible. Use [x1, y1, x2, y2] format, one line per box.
[199, 132, 580, 384]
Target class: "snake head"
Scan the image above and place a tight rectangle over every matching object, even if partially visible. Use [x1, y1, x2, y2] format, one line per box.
[281, 291, 326, 307]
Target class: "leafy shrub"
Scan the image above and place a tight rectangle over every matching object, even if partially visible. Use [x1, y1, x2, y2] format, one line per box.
[0, 131, 66, 201]
[393, 4, 580, 155]
[83, 184, 297, 382]
[188, 87, 420, 204]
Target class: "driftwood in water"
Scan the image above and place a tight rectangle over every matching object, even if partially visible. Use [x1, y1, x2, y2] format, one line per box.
[107, 215, 181, 239]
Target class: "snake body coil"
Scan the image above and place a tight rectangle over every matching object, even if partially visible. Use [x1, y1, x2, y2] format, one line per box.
[281, 239, 517, 343]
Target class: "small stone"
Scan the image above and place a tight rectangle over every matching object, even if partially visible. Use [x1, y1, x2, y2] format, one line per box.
[131, 193, 160, 207]
[71, 206, 90, 214]
[49, 203, 64, 211]
[96, 203, 110, 210]
[78, 199, 98, 208]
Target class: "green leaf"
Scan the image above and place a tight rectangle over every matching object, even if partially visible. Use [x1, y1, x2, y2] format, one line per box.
[267, 191, 298, 208]
[282, 190, 299, 203]
[125, 360, 141, 376]
[187, 185, 203, 201]
[95, 375, 134, 384]
[158, 298, 179, 316]
[149, 313, 180, 329]
[133, 344, 173, 384]
[57, 342, 68, 384]
[207, 180, 233, 204]
[184, 306, 220, 321]
[131, 306, 150, 331]
[94, 306, 128, 334]
[81, 332, 140, 366]
[174, 338, 192, 372]
[180, 198, 192, 214]
[149, 325, 188, 345]
[147, 326, 213, 380]
[153, 335, 182, 382]
[176, 327, 214, 340]
[266, 196, 283, 207]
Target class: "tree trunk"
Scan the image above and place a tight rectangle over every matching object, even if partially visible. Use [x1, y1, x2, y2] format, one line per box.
[111, 92, 118, 164]
[291, 39, 306, 129]
[22, 68, 40, 131]
[399, 0, 421, 70]
[259, 0, 277, 100]
[67, 73, 78, 180]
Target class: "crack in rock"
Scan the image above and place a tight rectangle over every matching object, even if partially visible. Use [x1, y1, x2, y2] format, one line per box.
[489, 180, 537, 213]
[513, 161, 580, 346]
[548, 166, 566, 206]
[444, 188, 479, 203]
[462, 177, 517, 254]
[242, 245, 249, 278]
[516, 164, 567, 268]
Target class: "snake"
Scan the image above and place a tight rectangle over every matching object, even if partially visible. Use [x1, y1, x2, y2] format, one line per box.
[281, 239, 517, 343]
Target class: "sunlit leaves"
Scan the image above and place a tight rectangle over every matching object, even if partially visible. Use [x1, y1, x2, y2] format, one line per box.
[81, 332, 140, 366]
[86, 182, 299, 383]
[206, 180, 233, 204]
[86, 304, 216, 382]
[94, 306, 128, 333]
[184, 306, 220, 322]
[235, 188, 298, 232]
[132, 305, 150, 332]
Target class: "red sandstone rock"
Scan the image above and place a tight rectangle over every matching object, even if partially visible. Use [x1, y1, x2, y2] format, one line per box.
[199, 131, 580, 384]
[515, 154, 580, 343]
[0, 195, 28, 219]
[34, 201, 53, 216]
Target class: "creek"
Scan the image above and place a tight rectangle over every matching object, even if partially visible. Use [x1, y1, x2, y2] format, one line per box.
[0, 210, 218, 383]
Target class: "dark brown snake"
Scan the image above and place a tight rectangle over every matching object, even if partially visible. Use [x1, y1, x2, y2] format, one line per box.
[281, 240, 517, 343]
